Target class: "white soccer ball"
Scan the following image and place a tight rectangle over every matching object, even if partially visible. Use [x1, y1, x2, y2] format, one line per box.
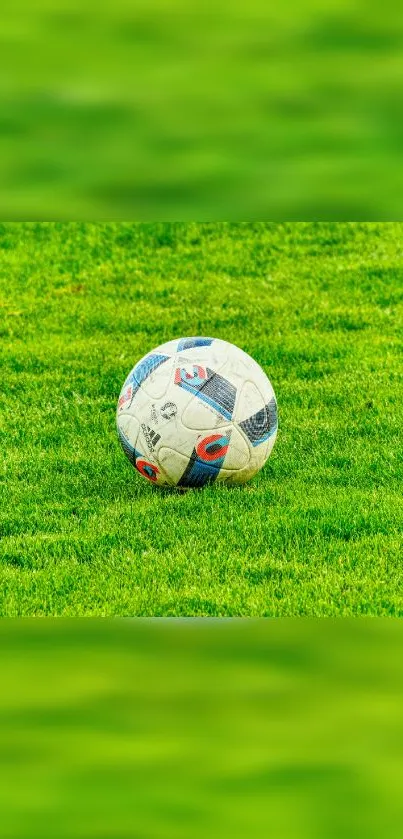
[116, 337, 278, 488]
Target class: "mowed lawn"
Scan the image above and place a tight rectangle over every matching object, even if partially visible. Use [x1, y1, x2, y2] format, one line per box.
[1, 222, 402, 616]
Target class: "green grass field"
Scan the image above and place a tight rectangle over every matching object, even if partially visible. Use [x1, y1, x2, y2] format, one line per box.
[1, 222, 402, 616]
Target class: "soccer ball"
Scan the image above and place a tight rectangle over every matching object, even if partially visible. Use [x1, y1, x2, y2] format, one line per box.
[116, 337, 278, 488]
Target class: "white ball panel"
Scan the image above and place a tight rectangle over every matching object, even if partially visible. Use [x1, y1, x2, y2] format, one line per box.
[235, 380, 266, 424]
[137, 355, 175, 400]
[116, 413, 140, 450]
[218, 437, 274, 485]
[215, 425, 250, 470]
[157, 447, 190, 485]
[152, 338, 180, 355]
[181, 393, 231, 431]
[175, 346, 228, 376]
[218, 466, 259, 486]
[226, 345, 275, 398]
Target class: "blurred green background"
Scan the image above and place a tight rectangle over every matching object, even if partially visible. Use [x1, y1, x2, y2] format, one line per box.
[1, 0, 403, 218]
[1, 619, 403, 839]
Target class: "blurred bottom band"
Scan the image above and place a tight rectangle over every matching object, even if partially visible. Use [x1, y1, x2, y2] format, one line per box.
[0, 619, 402, 839]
